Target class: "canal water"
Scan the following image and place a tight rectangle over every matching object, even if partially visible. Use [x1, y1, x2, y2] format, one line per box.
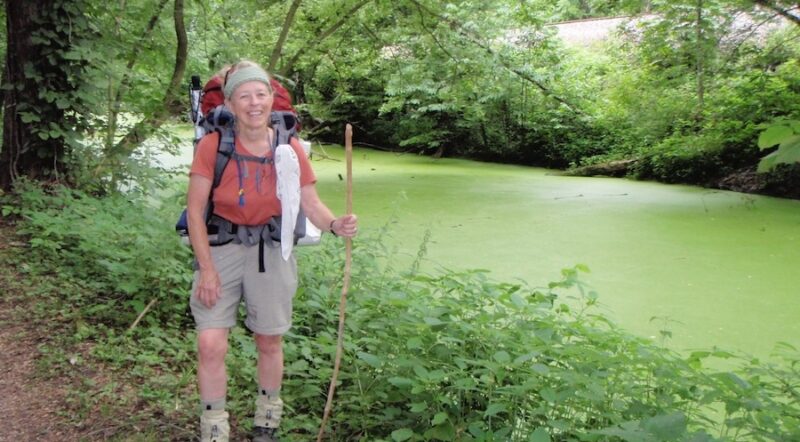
[309, 145, 800, 360]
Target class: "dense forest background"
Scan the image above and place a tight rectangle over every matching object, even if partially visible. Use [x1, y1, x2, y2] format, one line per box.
[1, 0, 799, 196]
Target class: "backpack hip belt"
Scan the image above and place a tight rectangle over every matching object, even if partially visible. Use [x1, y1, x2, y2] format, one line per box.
[204, 215, 287, 273]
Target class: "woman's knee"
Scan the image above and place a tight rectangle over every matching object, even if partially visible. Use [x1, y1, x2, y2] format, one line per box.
[254, 334, 282, 356]
[197, 329, 229, 363]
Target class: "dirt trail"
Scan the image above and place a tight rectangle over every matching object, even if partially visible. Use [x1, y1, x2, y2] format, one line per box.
[0, 225, 81, 441]
[0, 308, 79, 441]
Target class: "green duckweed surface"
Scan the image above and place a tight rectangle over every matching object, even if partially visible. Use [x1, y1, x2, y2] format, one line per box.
[308, 145, 800, 359]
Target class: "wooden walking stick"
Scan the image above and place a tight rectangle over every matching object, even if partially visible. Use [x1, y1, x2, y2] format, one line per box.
[317, 124, 353, 441]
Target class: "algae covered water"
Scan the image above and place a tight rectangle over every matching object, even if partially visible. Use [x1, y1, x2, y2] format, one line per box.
[309, 145, 800, 359]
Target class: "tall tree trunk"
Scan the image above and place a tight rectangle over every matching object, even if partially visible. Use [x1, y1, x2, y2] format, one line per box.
[1, 0, 88, 190]
[110, 0, 187, 164]
[268, 0, 303, 72]
[695, 0, 705, 122]
[165, 0, 189, 112]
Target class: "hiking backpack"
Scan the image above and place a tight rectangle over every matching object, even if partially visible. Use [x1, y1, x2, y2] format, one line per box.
[177, 75, 319, 247]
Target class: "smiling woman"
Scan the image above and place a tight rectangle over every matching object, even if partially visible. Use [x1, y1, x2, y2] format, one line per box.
[184, 60, 358, 442]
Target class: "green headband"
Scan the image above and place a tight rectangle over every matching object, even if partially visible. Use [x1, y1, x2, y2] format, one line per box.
[223, 66, 271, 99]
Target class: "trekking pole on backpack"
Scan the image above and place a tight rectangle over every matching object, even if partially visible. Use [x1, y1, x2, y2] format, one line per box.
[189, 75, 205, 146]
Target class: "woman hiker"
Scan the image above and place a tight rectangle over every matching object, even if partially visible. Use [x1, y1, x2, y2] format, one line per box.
[186, 60, 358, 442]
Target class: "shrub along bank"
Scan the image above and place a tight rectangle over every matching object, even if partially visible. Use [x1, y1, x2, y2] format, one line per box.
[2, 182, 799, 441]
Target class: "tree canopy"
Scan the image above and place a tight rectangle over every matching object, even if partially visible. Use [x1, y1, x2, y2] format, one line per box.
[2, 0, 799, 196]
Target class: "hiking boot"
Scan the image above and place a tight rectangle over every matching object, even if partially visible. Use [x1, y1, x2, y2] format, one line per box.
[251, 426, 280, 442]
[254, 395, 283, 429]
[200, 409, 230, 442]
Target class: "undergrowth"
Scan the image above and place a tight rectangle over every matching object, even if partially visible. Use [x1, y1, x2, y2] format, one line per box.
[1, 181, 799, 441]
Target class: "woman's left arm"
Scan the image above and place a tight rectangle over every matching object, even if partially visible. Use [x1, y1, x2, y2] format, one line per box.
[300, 183, 358, 238]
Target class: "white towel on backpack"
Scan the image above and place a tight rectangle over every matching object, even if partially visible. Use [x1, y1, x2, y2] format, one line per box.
[274, 143, 301, 261]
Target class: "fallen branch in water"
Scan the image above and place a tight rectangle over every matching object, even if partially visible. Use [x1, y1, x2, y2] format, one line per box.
[562, 158, 639, 177]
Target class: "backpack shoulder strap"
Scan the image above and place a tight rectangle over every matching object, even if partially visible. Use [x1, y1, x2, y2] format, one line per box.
[201, 126, 235, 225]
[212, 126, 236, 190]
[270, 110, 298, 149]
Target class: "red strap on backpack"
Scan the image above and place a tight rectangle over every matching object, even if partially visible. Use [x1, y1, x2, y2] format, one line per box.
[200, 77, 224, 115]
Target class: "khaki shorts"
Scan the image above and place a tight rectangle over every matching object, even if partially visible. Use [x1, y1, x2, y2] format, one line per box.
[190, 241, 298, 335]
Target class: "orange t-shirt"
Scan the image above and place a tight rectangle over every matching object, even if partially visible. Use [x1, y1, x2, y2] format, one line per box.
[190, 132, 316, 226]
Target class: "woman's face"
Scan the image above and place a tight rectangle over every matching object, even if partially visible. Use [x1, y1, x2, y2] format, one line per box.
[226, 80, 273, 130]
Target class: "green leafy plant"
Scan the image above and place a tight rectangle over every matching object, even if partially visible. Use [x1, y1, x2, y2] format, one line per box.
[757, 120, 800, 172]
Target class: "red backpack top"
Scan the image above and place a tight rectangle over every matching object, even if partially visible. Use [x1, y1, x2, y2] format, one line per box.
[200, 76, 299, 129]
